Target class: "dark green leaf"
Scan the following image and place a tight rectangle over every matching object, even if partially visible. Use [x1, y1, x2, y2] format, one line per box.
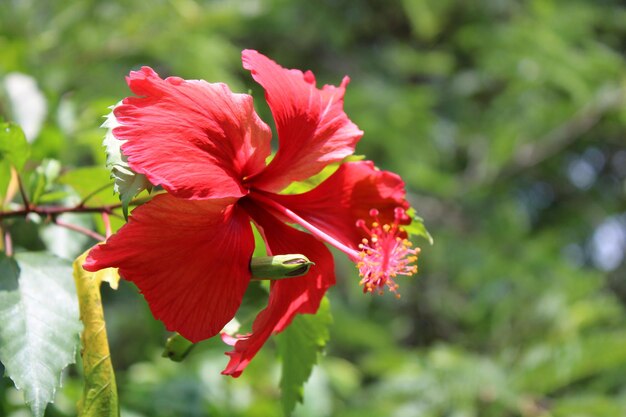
[276, 297, 332, 416]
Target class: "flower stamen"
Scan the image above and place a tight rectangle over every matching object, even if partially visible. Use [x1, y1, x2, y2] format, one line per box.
[356, 208, 420, 298]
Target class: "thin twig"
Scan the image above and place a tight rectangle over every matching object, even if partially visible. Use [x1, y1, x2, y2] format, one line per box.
[109, 212, 124, 220]
[16, 172, 30, 210]
[0, 195, 152, 220]
[54, 218, 106, 242]
[78, 183, 114, 207]
[0, 204, 117, 219]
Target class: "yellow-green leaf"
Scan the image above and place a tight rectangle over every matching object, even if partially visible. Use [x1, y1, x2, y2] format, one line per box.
[73, 250, 120, 417]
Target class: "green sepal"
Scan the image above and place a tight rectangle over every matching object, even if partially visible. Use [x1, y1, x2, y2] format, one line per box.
[405, 207, 434, 245]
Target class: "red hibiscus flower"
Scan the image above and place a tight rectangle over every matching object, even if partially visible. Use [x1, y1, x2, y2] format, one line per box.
[84, 50, 419, 377]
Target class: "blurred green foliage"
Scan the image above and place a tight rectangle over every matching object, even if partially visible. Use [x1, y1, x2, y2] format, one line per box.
[1, 0, 626, 416]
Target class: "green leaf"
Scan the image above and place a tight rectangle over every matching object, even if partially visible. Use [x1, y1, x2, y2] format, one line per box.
[0, 122, 30, 200]
[102, 106, 151, 218]
[0, 252, 82, 417]
[405, 207, 434, 245]
[58, 166, 116, 206]
[27, 159, 62, 205]
[280, 155, 365, 194]
[0, 121, 30, 171]
[0, 160, 13, 204]
[276, 297, 332, 416]
[73, 250, 120, 417]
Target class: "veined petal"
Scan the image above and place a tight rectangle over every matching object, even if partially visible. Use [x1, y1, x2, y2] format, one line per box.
[268, 160, 409, 251]
[114, 67, 272, 199]
[242, 50, 363, 192]
[222, 201, 335, 377]
[84, 194, 255, 342]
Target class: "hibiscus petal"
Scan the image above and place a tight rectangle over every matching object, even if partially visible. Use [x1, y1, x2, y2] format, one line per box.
[84, 194, 255, 342]
[222, 201, 335, 377]
[268, 160, 409, 251]
[242, 50, 363, 192]
[114, 66, 272, 199]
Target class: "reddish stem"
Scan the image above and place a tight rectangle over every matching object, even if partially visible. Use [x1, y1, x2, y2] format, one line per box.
[4, 230, 13, 256]
[102, 212, 112, 238]
[0, 205, 116, 219]
[54, 218, 106, 242]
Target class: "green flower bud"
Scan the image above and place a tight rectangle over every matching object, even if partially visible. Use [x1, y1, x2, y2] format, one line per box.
[250, 255, 314, 280]
[162, 333, 195, 362]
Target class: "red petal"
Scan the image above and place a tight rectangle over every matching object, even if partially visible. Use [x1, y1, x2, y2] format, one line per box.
[269, 160, 409, 250]
[242, 50, 363, 192]
[114, 67, 272, 199]
[222, 201, 335, 377]
[84, 194, 254, 342]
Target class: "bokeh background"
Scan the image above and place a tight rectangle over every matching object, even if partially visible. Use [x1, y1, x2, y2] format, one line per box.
[2, 0, 626, 416]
